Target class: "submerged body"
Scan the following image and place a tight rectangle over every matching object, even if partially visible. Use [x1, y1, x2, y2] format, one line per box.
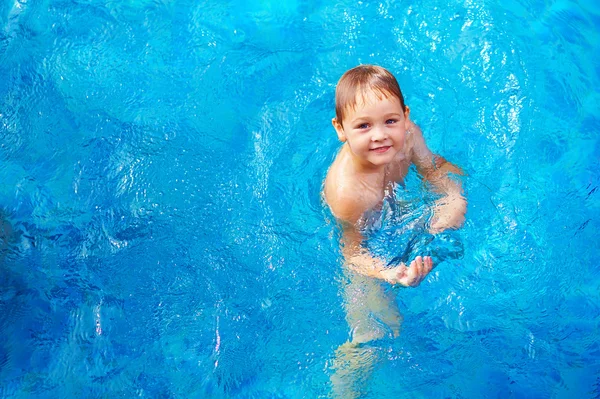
[324, 65, 466, 398]
[324, 90, 465, 287]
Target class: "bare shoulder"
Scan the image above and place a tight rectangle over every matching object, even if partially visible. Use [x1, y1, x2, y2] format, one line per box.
[324, 160, 375, 224]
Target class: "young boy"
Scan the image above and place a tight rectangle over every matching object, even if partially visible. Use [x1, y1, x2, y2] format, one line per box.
[324, 65, 466, 396]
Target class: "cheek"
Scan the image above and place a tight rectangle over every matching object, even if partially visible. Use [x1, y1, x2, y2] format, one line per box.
[393, 128, 406, 147]
[350, 133, 369, 145]
[346, 135, 367, 152]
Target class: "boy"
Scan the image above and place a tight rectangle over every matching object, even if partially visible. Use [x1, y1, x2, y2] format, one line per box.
[324, 65, 466, 396]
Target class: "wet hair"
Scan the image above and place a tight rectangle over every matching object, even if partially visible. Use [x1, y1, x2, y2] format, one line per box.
[334, 65, 406, 126]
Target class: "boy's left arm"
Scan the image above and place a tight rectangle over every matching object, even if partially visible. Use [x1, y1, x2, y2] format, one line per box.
[408, 122, 467, 233]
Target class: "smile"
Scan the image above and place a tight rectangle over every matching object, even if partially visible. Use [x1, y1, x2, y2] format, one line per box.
[370, 146, 391, 154]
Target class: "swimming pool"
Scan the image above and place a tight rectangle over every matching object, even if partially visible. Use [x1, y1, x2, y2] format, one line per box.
[1, 0, 599, 397]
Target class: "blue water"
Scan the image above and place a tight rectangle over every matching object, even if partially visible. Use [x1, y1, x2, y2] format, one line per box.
[1, 0, 599, 397]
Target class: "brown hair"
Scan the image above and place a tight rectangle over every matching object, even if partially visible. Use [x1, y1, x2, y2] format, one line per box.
[334, 65, 406, 125]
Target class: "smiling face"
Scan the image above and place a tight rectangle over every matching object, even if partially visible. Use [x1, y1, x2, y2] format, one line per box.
[332, 91, 411, 171]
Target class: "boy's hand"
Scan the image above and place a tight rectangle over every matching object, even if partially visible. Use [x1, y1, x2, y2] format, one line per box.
[381, 256, 433, 287]
[430, 194, 466, 234]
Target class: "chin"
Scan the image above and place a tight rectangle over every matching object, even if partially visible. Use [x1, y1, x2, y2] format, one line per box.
[368, 156, 394, 167]
[369, 150, 397, 164]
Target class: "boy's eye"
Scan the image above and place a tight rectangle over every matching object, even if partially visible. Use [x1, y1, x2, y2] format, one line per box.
[385, 119, 398, 125]
[356, 123, 369, 129]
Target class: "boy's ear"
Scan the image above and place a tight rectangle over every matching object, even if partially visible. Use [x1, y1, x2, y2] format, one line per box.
[404, 106, 411, 129]
[332, 118, 346, 142]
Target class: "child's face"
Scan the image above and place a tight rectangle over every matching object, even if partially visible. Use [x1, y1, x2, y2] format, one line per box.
[333, 92, 410, 169]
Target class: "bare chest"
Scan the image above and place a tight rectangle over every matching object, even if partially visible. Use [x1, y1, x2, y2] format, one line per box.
[385, 153, 412, 186]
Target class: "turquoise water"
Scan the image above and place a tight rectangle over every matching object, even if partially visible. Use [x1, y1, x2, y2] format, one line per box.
[1, 0, 599, 397]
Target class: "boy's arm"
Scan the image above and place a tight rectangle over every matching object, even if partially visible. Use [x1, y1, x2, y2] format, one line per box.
[341, 223, 432, 287]
[330, 197, 432, 287]
[408, 122, 467, 232]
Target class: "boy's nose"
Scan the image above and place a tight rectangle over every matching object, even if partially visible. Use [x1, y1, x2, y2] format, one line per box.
[371, 126, 386, 141]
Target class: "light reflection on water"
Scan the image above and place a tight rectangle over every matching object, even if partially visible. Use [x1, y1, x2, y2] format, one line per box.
[1, 0, 599, 397]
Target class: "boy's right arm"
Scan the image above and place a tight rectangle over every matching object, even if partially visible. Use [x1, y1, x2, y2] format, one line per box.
[325, 171, 433, 287]
[340, 223, 433, 287]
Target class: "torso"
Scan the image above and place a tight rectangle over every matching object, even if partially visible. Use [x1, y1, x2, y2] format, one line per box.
[324, 134, 414, 224]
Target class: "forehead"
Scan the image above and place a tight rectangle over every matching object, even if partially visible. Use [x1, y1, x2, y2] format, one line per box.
[343, 89, 401, 118]
[354, 88, 396, 106]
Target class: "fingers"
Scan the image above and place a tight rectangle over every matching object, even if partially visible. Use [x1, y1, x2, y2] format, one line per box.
[424, 256, 433, 275]
[415, 256, 423, 278]
[410, 256, 433, 287]
[404, 257, 421, 287]
[393, 256, 434, 287]
[407, 259, 418, 276]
